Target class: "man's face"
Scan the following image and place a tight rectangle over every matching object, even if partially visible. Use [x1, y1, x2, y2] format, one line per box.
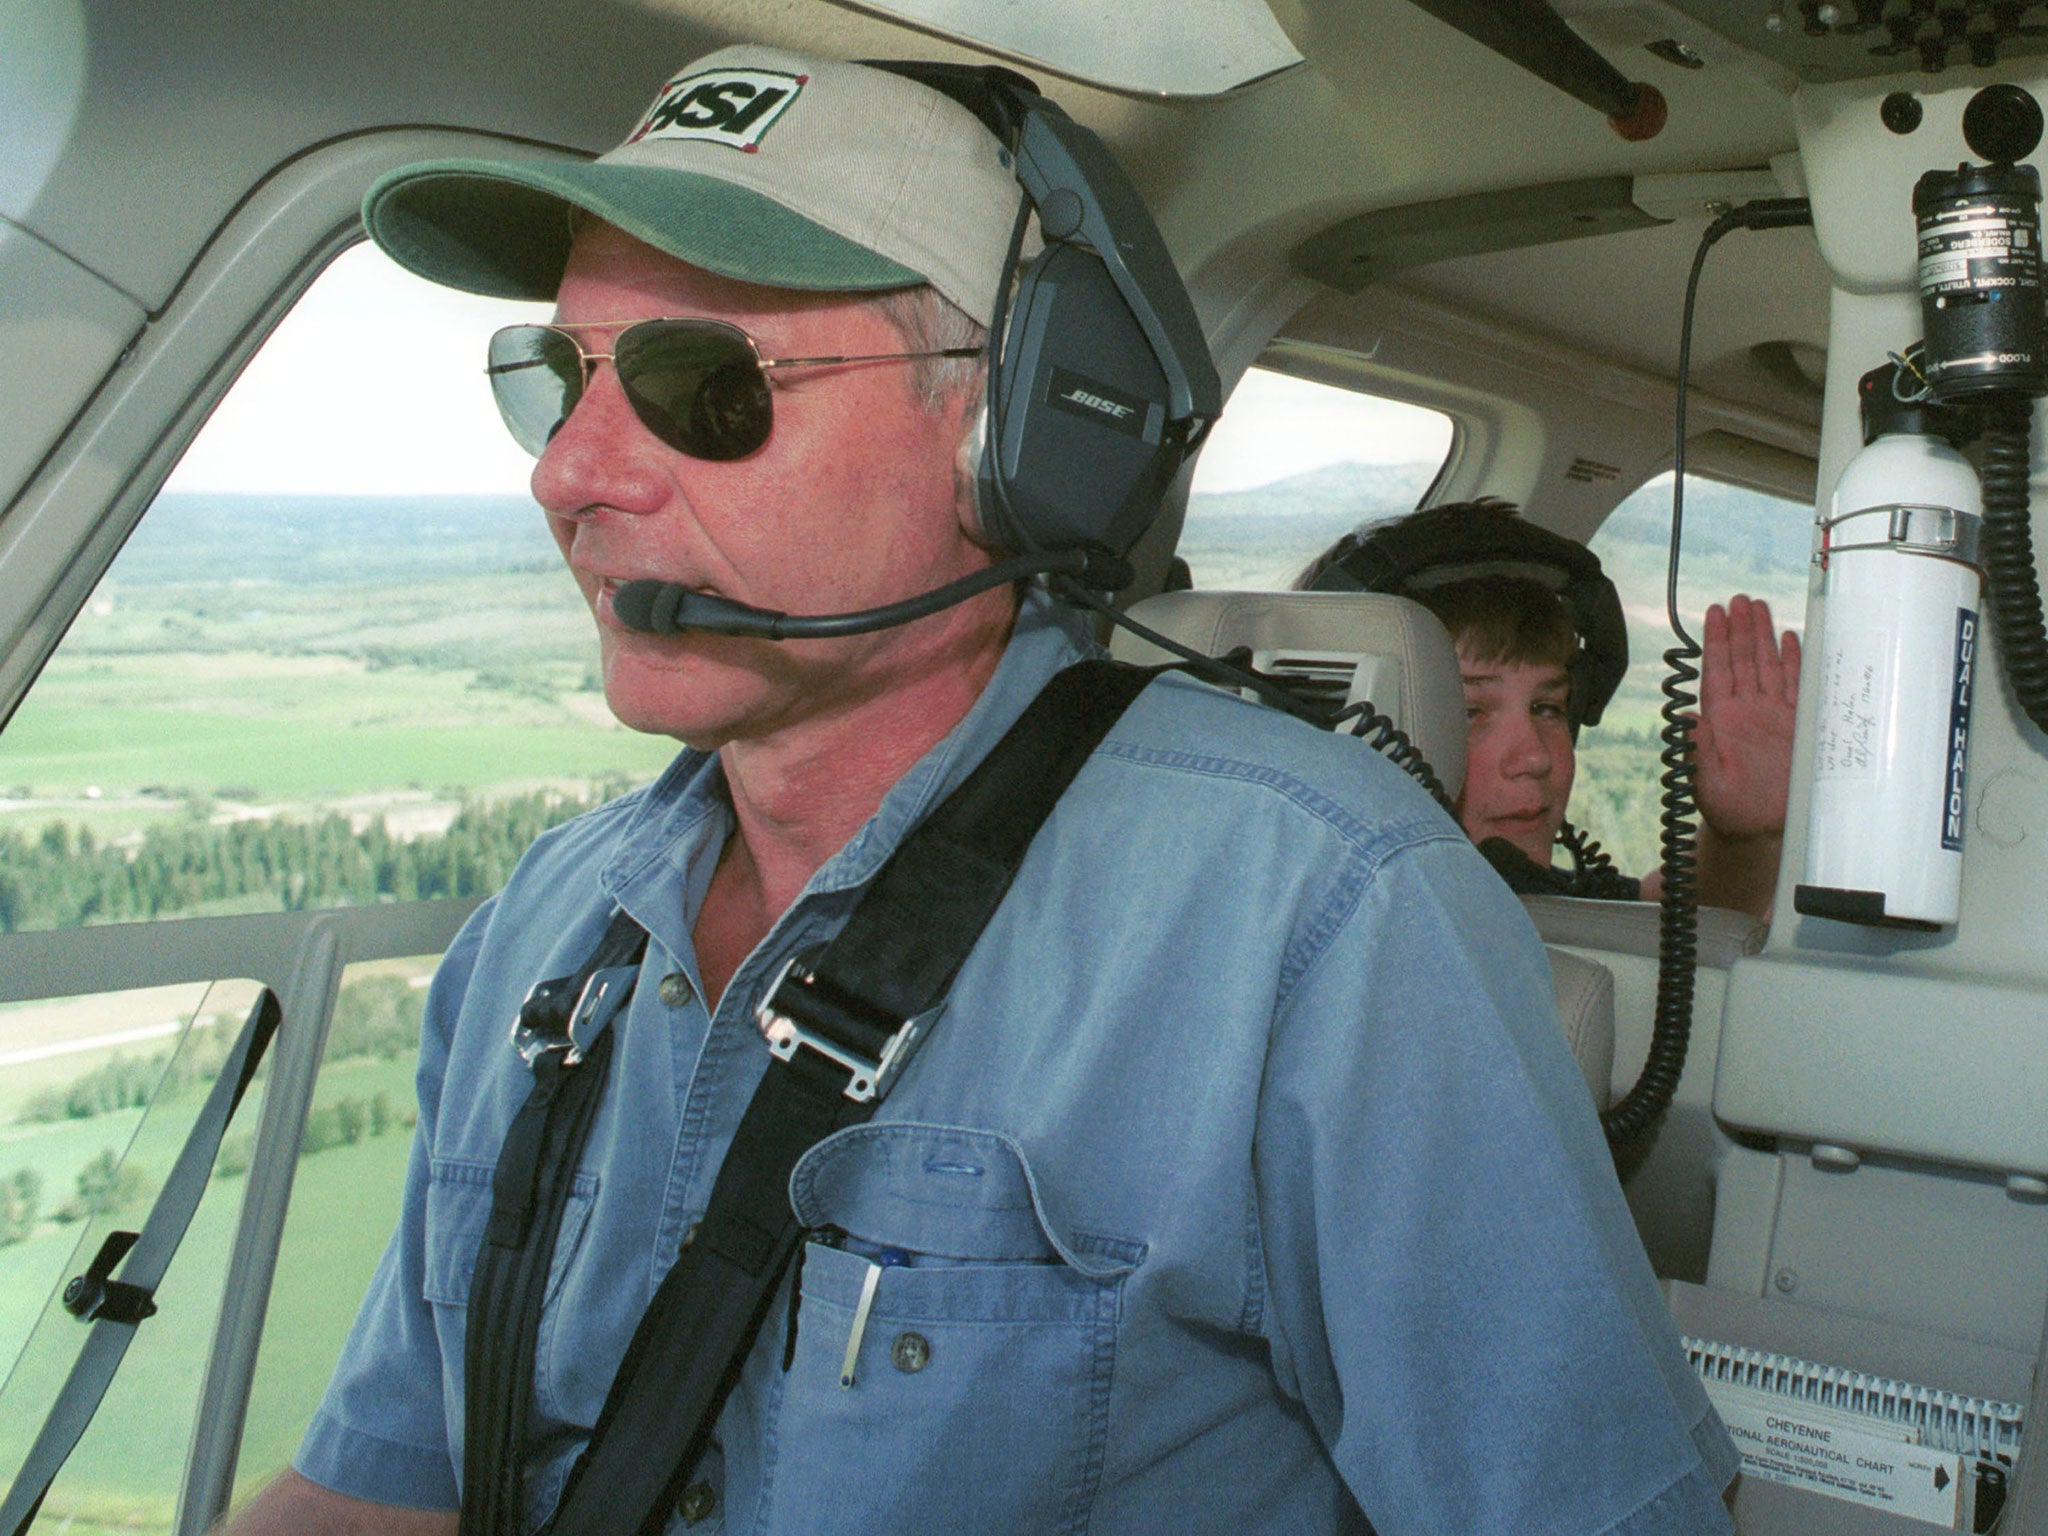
[1454, 650, 1576, 864]
[530, 222, 1003, 748]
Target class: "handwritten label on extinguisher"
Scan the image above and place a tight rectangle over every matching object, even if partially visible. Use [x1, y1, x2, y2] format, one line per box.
[1813, 630, 1888, 782]
[1942, 608, 1978, 852]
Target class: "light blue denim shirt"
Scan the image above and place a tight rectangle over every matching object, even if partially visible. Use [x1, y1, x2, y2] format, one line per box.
[300, 590, 1736, 1535]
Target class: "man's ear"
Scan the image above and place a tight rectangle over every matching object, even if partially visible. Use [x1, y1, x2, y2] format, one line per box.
[953, 397, 995, 548]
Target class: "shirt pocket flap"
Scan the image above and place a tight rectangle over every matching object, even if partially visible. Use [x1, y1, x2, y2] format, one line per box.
[790, 1123, 1141, 1277]
[422, 1156, 599, 1307]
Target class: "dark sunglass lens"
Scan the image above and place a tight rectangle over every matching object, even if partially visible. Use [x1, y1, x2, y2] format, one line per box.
[615, 321, 773, 461]
[487, 326, 582, 457]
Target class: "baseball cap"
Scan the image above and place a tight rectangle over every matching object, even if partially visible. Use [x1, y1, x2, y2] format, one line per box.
[361, 46, 1025, 322]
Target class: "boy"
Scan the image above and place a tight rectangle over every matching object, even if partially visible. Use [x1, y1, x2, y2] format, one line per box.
[1305, 500, 1800, 918]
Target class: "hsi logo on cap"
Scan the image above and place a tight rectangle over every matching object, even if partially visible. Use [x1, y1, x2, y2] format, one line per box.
[628, 68, 806, 152]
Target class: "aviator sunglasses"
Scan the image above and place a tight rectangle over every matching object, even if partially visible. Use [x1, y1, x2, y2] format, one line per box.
[486, 318, 982, 462]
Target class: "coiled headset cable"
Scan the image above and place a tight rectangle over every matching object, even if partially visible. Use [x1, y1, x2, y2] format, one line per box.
[1602, 196, 1812, 1152]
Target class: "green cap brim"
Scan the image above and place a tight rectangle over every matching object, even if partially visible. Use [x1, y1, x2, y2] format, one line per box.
[362, 158, 926, 302]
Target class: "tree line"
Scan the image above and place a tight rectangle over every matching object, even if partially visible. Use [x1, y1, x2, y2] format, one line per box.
[0, 785, 627, 933]
[1, 972, 434, 1246]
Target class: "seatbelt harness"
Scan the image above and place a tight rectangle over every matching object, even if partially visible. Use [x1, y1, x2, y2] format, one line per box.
[461, 658, 1158, 1536]
[462, 908, 648, 1536]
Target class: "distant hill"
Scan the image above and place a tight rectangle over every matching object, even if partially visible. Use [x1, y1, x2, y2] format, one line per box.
[1186, 460, 1440, 522]
[117, 473, 1812, 595]
[1594, 476, 1812, 570]
[115, 494, 559, 586]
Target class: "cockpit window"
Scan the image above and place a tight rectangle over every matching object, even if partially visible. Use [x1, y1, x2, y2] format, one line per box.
[0, 241, 678, 937]
[1180, 370, 1454, 590]
[1577, 472, 1812, 875]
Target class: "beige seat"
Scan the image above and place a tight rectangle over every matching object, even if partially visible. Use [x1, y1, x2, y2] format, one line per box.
[1109, 589, 1468, 799]
[1113, 589, 1615, 1108]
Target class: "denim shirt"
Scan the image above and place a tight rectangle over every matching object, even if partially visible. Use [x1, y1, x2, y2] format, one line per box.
[300, 591, 1736, 1535]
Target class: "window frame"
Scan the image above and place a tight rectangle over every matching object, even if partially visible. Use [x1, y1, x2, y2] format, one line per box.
[0, 125, 577, 1536]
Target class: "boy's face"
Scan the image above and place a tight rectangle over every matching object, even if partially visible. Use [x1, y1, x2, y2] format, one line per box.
[1455, 649, 1576, 864]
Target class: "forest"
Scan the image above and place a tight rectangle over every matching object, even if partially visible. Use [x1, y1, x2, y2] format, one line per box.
[0, 786, 616, 933]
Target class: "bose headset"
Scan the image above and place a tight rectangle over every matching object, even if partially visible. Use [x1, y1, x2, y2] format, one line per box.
[616, 61, 1225, 641]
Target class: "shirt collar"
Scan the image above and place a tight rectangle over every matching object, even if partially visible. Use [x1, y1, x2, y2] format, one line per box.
[599, 587, 1099, 953]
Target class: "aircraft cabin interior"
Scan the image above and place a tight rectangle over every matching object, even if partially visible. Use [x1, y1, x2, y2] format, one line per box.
[1, 0, 2046, 1531]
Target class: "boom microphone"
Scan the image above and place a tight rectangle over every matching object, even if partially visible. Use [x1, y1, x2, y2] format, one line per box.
[611, 550, 1132, 640]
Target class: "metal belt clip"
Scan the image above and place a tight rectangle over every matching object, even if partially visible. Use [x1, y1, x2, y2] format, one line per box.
[754, 956, 926, 1104]
[511, 962, 640, 1068]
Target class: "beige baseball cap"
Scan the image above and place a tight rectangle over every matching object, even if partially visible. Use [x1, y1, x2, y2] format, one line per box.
[362, 46, 1025, 322]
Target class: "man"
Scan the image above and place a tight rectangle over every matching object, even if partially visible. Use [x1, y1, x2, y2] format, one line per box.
[1305, 500, 1801, 918]
[228, 49, 1735, 1535]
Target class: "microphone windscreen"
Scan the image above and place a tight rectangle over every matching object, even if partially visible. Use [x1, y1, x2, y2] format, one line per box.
[612, 580, 666, 633]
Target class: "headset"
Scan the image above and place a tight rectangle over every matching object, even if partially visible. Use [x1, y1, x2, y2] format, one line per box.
[867, 61, 1222, 558]
[617, 61, 1223, 640]
[1300, 499, 1630, 733]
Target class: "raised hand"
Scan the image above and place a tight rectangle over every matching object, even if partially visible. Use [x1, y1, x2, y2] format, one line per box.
[1694, 594, 1802, 841]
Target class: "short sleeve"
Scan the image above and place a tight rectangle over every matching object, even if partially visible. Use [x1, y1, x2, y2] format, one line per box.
[293, 901, 495, 1510]
[1253, 830, 1736, 1535]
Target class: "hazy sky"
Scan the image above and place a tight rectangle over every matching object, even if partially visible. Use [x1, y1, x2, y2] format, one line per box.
[163, 241, 1450, 498]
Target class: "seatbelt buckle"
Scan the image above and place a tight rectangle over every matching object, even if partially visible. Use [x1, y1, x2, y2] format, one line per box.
[511, 962, 639, 1068]
[754, 956, 925, 1104]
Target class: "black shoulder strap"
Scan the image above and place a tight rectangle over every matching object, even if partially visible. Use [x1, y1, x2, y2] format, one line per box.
[519, 658, 1159, 1536]
[462, 908, 648, 1536]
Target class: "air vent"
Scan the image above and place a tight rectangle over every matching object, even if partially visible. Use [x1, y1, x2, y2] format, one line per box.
[1257, 652, 1359, 712]
[1249, 648, 1403, 725]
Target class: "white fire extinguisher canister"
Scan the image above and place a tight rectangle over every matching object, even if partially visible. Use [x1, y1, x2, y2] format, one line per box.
[1796, 365, 1985, 930]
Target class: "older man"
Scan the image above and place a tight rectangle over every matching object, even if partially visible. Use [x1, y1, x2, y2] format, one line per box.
[227, 47, 1734, 1536]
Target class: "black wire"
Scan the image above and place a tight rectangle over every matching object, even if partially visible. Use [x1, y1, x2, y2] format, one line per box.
[1330, 699, 1456, 812]
[1978, 400, 2048, 733]
[1602, 196, 1810, 1152]
[1556, 821, 1641, 901]
[1049, 577, 1330, 725]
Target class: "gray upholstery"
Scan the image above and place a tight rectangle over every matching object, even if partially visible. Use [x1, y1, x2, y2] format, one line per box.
[1112, 590, 1468, 798]
[1114, 588, 1616, 1103]
[1546, 948, 1616, 1110]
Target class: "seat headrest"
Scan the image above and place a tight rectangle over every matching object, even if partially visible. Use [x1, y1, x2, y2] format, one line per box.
[1109, 590, 1467, 798]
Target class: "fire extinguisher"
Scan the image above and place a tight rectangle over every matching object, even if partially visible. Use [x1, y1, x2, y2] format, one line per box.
[1798, 81, 2048, 930]
[1795, 360, 1984, 929]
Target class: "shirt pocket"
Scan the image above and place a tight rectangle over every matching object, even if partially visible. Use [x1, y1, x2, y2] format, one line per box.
[740, 1124, 1140, 1536]
[421, 1157, 599, 1413]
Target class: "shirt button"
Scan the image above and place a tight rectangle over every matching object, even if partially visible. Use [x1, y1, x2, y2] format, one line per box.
[657, 971, 693, 1007]
[677, 1481, 717, 1524]
[890, 1332, 930, 1373]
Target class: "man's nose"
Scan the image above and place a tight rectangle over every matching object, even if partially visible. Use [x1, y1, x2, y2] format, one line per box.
[530, 361, 667, 518]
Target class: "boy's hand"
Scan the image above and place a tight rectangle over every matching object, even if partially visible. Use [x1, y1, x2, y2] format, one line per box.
[1694, 594, 1801, 841]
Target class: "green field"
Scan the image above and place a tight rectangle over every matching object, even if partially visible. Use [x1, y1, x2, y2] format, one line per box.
[0, 992, 423, 1534]
[0, 569, 675, 836]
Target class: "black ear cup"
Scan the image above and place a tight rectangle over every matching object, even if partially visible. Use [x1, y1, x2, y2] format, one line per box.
[865, 58, 1219, 561]
[977, 245, 1188, 556]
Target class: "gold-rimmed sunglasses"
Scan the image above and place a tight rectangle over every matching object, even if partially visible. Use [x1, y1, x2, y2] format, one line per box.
[486, 317, 981, 461]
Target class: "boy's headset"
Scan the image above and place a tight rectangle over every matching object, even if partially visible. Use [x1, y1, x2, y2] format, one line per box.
[1301, 501, 1630, 733]
[616, 62, 1224, 641]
